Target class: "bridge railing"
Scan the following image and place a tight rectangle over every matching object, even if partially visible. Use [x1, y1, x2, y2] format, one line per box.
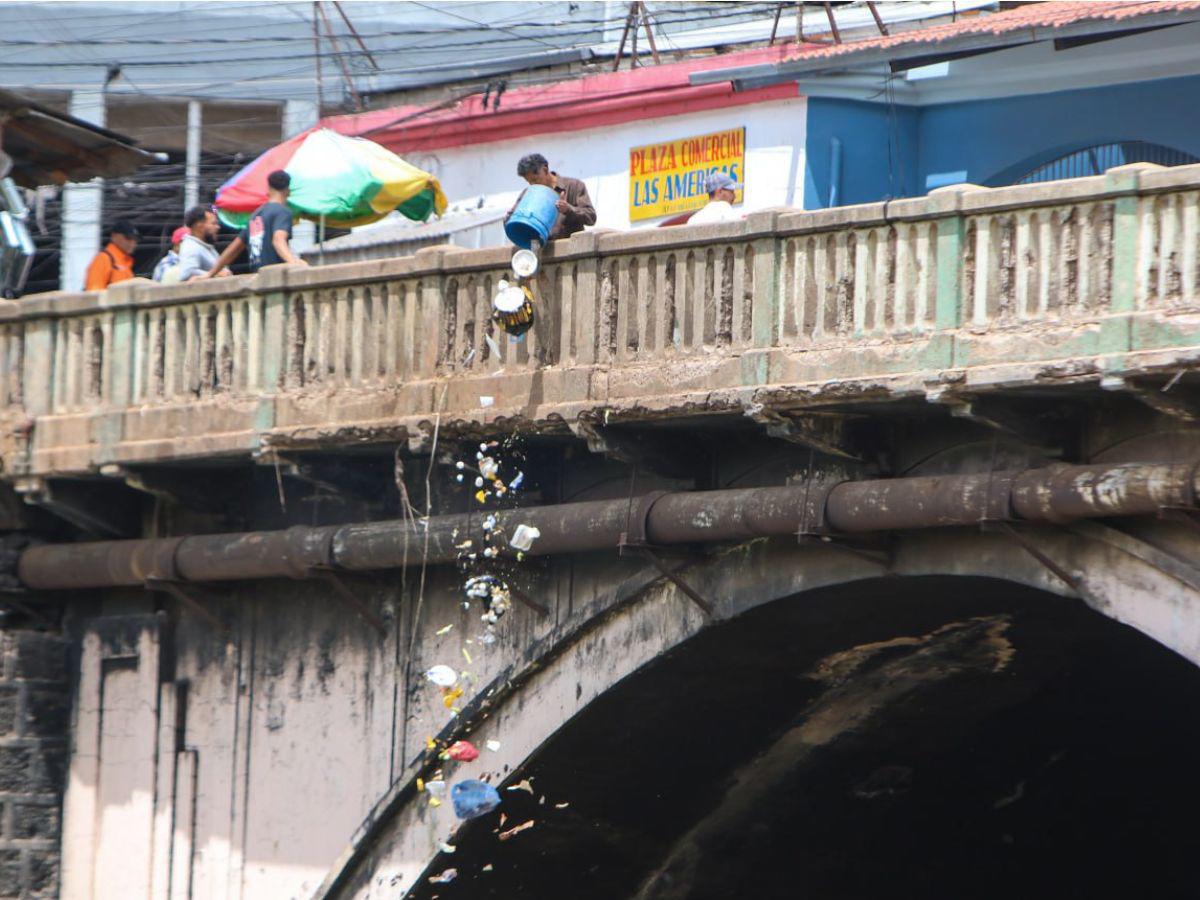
[4, 161, 1200, 475]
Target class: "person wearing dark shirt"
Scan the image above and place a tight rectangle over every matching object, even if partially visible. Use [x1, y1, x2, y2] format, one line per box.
[510, 153, 596, 241]
[203, 169, 307, 277]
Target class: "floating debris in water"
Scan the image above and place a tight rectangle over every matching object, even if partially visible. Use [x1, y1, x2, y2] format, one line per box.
[429, 868, 458, 884]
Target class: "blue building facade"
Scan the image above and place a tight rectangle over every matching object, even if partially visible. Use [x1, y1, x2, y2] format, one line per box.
[803, 70, 1200, 208]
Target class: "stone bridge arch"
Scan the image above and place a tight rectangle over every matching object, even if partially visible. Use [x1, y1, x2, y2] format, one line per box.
[318, 518, 1200, 898]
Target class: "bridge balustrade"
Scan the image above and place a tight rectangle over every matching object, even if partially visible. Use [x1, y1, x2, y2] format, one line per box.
[3, 162, 1198, 478]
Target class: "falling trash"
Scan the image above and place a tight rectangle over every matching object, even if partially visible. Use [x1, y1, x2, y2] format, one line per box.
[498, 819, 535, 842]
[509, 524, 541, 552]
[447, 740, 480, 762]
[452, 779, 502, 820]
[429, 868, 458, 884]
[425, 665, 458, 687]
[464, 575, 499, 600]
[425, 779, 447, 797]
[436, 624, 454, 636]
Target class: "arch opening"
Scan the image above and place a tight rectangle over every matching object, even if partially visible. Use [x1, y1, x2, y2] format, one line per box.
[999, 140, 1199, 186]
[407, 575, 1200, 899]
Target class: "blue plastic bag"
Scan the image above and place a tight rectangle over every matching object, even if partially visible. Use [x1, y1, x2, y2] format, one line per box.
[451, 779, 501, 820]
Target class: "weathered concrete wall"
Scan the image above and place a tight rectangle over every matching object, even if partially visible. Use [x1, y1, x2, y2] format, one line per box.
[5, 162, 1200, 482]
[19, 161, 1200, 898]
[0, 629, 69, 900]
[52, 515, 1200, 899]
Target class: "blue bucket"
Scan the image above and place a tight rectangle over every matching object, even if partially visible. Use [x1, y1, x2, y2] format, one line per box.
[505, 184, 559, 248]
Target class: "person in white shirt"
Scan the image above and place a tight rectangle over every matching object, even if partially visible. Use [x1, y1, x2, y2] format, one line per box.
[153, 226, 186, 283]
[688, 172, 743, 225]
[177, 206, 230, 281]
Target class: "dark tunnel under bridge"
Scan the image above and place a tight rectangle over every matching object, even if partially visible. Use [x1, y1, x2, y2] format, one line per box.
[395, 576, 1200, 900]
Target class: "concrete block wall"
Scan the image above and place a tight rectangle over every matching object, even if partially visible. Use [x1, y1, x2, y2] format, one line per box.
[0, 630, 69, 899]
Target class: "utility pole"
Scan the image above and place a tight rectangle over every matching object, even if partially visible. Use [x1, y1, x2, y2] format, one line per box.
[312, 2, 325, 114]
[184, 100, 201, 212]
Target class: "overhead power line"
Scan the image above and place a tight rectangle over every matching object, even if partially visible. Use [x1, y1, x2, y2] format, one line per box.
[0, 2, 781, 45]
[0, 2, 784, 68]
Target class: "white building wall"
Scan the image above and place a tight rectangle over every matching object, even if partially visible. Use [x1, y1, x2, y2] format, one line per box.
[60, 89, 106, 293]
[401, 95, 808, 233]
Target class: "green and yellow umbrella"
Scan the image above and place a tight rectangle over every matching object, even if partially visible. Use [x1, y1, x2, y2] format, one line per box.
[215, 127, 448, 229]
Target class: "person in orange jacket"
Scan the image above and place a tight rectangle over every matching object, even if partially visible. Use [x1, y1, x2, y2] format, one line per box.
[84, 220, 139, 291]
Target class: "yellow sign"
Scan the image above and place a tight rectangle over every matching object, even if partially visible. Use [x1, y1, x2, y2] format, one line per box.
[629, 127, 745, 222]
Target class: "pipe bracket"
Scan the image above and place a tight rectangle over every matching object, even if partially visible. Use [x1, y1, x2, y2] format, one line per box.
[144, 577, 228, 633]
[305, 565, 387, 637]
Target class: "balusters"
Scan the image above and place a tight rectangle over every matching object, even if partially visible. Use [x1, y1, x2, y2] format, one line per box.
[662, 254, 678, 351]
[20, 179, 1193, 436]
[615, 257, 633, 361]
[0, 323, 21, 407]
[1183, 192, 1200, 306]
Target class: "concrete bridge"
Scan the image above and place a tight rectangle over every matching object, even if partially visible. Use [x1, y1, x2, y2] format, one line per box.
[4, 163, 1200, 898]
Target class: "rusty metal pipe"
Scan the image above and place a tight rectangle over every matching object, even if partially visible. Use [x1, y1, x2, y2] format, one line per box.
[16, 462, 1200, 591]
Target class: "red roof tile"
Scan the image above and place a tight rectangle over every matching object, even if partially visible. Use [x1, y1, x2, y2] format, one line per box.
[784, 1, 1200, 63]
[325, 42, 811, 152]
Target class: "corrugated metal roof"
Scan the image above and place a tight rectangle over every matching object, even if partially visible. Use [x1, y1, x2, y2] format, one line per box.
[0, 88, 155, 187]
[781, 1, 1200, 63]
[314, 206, 507, 253]
[690, 1, 1200, 86]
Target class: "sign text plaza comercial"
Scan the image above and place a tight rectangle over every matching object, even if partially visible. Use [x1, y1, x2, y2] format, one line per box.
[628, 126, 745, 221]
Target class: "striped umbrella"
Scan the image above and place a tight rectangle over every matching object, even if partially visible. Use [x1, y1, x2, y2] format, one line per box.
[214, 127, 447, 229]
